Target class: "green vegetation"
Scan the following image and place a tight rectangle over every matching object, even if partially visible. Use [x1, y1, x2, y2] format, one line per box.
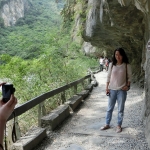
[0, 0, 62, 59]
[0, 0, 98, 104]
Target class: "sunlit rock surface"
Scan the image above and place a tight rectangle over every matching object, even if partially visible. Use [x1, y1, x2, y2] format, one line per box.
[0, 0, 30, 26]
[82, 42, 96, 55]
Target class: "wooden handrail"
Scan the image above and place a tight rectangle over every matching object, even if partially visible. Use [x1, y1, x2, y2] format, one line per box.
[8, 74, 91, 121]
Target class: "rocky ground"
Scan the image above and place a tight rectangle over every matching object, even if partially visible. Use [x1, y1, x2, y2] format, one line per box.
[33, 71, 150, 150]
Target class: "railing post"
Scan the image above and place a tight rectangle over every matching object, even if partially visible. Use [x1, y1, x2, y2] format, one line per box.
[74, 85, 77, 94]
[38, 102, 46, 127]
[61, 91, 66, 104]
[88, 76, 91, 84]
[42, 102, 46, 116]
[87, 69, 92, 84]
[81, 81, 85, 89]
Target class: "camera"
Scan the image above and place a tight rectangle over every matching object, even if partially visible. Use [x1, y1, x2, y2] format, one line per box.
[2, 83, 15, 103]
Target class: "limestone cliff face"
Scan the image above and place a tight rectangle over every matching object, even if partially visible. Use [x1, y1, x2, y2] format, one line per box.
[0, 0, 30, 26]
[70, 0, 150, 147]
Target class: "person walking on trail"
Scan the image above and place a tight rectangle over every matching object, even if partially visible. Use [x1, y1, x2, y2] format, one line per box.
[99, 56, 104, 72]
[101, 48, 132, 133]
[104, 57, 109, 71]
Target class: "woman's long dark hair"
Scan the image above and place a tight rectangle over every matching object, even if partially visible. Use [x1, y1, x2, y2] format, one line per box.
[112, 48, 129, 65]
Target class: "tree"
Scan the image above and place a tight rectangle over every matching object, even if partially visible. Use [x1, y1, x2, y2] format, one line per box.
[0, 17, 4, 27]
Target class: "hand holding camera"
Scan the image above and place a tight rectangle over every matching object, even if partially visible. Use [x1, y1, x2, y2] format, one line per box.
[2, 83, 15, 103]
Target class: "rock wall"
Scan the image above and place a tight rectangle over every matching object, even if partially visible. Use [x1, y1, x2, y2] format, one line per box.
[70, 0, 150, 148]
[0, 0, 30, 26]
[82, 42, 96, 56]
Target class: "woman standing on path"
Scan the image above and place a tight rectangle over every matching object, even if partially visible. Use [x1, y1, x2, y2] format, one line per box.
[101, 48, 132, 133]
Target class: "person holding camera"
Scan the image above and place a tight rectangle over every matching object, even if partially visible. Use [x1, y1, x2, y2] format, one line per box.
[0, 83, 17, 150]
[101, 48, 132, 133]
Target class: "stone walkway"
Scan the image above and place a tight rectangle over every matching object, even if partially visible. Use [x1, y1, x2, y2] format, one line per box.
[34, 71, 150, 150]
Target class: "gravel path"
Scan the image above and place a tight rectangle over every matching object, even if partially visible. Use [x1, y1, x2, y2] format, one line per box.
[33, 71, 150, 150]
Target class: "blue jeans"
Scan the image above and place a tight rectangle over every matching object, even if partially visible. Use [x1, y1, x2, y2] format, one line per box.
[100, 64, 103, 71]
[106, 90, 127, 126]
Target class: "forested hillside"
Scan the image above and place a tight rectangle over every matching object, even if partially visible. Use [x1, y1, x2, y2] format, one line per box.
[0, 0, 97, 104]
[0, 0, 64, 59]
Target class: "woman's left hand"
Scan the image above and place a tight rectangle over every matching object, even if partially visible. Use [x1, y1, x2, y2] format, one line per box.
[122, 85, 130, 91]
